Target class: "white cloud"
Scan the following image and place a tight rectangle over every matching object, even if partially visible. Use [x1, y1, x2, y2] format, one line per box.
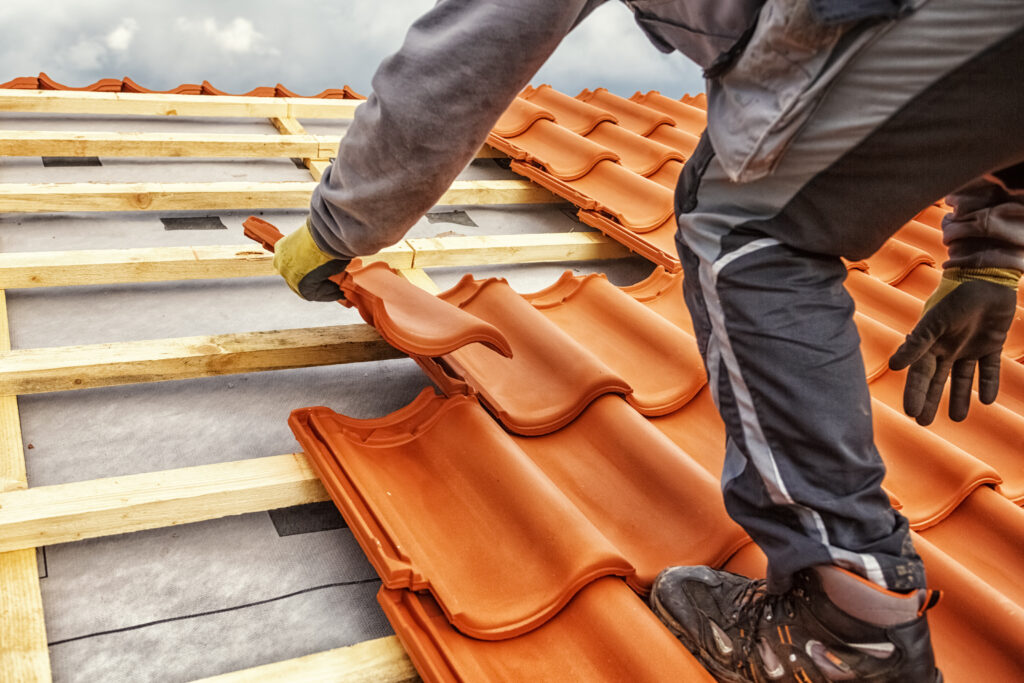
[537, 2, 703, 97]
[62, 39, 107, 71]
[106, 18, 139, 51]
[176, 16, 278, 56]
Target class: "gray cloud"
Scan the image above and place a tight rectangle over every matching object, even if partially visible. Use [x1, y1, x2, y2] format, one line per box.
[0, 0, 704, 98]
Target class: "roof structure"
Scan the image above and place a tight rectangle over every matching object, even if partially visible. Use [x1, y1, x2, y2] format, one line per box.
[0, 77, 1022, 682]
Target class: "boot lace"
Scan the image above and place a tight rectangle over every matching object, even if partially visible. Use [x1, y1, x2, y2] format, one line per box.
[732, 579, 799, 677]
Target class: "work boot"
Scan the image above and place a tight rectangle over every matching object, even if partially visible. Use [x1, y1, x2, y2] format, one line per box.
[649, 564, 942, 682]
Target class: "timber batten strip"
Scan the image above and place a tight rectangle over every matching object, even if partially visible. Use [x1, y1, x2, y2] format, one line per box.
[0, 243, 413, 288]
[0, 454, 328, 553]
[192, 636, 419, 683]
[0, 325, 404, 395]
[0, 233, 626, 288]
[0, 130, 326, 159]
[0, 130, 502, 162]
[0, 89, 362, 119]
[270, 116, 332, 181]
[0, 287, 52, 680]
[0, 179, 560, 212]
[407, 232, 630, 267]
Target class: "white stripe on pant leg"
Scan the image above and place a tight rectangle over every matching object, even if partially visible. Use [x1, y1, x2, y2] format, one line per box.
[707, 341, 722, 409]
[699, 253, 792, 505]
[695, 240, 887, 587]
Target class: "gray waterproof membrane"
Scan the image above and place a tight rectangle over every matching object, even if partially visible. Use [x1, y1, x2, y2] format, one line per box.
[0, 112, 651, 681]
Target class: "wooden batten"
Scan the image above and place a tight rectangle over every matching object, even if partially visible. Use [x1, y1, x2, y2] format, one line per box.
[0, 325, 404, 395]
[0, 179, 559, 213]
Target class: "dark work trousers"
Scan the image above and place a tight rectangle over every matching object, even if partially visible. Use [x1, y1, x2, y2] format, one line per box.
[675, 0, 1024, 593]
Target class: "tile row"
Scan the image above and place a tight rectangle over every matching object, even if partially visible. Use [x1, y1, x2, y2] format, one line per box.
[379, 577, 715, 682]
[291, 390, 747, 639]
[279, 243, 1024, 665]
[490, 86, 1024, 341]
[380, 490, 1024, 682]
[488, 86, 705, 270]
[0, 72, 364, 99]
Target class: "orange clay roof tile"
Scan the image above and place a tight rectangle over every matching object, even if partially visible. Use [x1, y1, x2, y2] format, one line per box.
[512, 158, 675, 232]
[488, 88, 700, 263]
[583, 121, 684, 177]
[648, 387, 727, 478]
[577, 88, 676, 137]
[630, 90, 708, 134]
[892, 219, 948, 265]
[871, 398, 1001, 529]
[646, 158, 685, 189]
[920, 485, 1024, 607]
[871, 369, 1024, 503]
[432, 275, 633, 435]
[846, 268, 929, 335]
[378, 578, 716, 683]
[914, 204, 949, 229]
[490, 96, 556, 138]
[1, 72, 365, 98]
[490, 119, 619, 180]
[515, 395, 747, 589]
[521, 84, 618, 135]
[241, 217, 513, 360]
[426, 269, 709, 427]
[621, 267, 695, 334]
[331, 259, 513, 359]
[861, 238, 936, 284]
[895, 261, 943, 300]
[996, 360, 1024, 413]
[646, 122, 701, 157]
[681, 92, 708, 109]
[578, 211, 681, 271]
[853, 311, 905, 381]
[291, 390, 748, 638]
[520, 273, 706, 416]
[290, 391, 633, 640]
[913, 533, 1024, 680]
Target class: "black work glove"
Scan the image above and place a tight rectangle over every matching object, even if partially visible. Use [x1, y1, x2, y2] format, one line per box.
[889, 267, 1021, 425]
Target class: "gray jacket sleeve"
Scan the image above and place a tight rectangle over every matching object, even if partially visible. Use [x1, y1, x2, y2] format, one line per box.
[942, 173, 1024, 272]
[308, 0, 601, 258]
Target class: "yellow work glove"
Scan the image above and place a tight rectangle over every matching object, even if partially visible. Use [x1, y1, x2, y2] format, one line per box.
[889, 267, 1021, 425]
[273, 220, 351, 302]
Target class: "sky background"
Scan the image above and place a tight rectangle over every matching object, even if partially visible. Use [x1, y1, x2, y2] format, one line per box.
[0, 0, 704, 98]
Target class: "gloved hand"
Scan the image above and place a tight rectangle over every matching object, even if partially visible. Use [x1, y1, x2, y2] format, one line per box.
[889, 267, 1021, 425]
[273, 219, 351, 301]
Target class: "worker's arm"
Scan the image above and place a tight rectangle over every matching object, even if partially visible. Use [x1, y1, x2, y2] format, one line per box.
[306, 0, 601, 261]
[890, 172, 1024, 425]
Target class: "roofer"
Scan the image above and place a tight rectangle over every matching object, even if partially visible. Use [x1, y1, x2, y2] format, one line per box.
[272, 1, 1024, 680]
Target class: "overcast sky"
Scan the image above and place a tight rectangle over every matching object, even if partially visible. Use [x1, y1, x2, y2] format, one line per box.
[0, 1, 704, 99]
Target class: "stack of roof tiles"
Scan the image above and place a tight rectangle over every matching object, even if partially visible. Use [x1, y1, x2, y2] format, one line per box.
[264, 85, 1024, 681]
[0, 72, 364, 99]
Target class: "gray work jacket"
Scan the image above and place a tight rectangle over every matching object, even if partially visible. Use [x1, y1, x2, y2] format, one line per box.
[308, 0, 918, 259]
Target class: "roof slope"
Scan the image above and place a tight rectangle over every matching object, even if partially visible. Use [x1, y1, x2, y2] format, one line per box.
[283, 85, 1024, 681]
